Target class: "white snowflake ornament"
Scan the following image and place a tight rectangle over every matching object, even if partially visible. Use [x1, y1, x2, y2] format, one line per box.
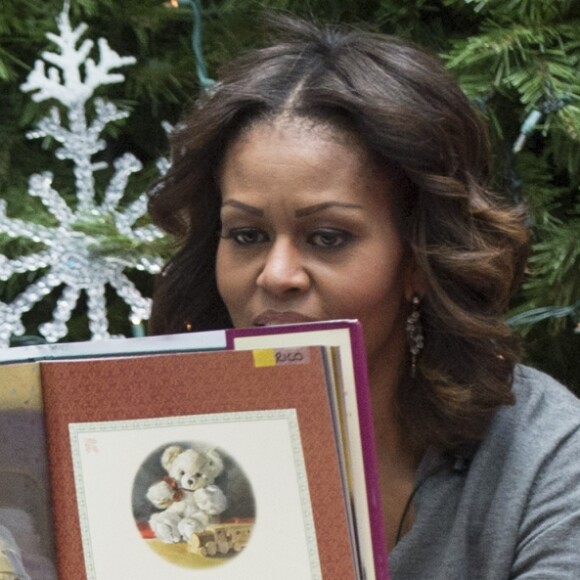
[0, 5, 167, 346]
[0, 301, 26, 347]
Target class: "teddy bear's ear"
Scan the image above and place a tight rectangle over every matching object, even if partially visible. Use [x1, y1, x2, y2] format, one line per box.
[206, 449, 224, 475]
[160, 445, 183, 471]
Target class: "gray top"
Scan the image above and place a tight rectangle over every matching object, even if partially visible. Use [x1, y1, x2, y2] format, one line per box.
[388, 365, 580, 579]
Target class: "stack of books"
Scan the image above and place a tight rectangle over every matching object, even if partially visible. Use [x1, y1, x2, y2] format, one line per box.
[0, 320, 389, 579]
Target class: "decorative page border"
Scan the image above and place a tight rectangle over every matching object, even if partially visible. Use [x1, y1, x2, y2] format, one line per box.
[69, 409, 321, 580]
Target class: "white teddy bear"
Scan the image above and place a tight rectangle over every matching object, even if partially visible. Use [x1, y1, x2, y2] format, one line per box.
[146, 445, 228, 544]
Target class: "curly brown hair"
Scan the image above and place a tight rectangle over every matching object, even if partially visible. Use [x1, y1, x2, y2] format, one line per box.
[148, 16, 529, 452]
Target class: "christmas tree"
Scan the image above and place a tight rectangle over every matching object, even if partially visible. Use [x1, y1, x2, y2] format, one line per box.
[0, 0, 578, 389]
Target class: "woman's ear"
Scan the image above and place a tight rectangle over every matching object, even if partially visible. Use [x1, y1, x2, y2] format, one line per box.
[403, 256, 428, 302]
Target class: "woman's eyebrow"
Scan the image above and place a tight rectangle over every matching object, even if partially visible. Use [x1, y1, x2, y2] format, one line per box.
[221, 199, 363, 217]
[295, 202, 363, 217]
[221, 200, 263, 216]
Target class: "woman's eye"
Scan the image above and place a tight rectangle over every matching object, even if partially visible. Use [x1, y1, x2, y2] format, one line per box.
[222, 227, 268, 245]
[308, 229, 352, 249]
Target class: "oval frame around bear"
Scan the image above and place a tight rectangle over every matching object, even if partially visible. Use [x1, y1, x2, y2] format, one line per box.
[132, 440, 256, 569]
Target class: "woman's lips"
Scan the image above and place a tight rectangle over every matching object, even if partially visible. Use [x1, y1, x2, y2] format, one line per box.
[252, 310, 317, 326]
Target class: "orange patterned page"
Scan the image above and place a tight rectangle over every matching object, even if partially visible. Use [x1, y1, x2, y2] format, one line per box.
[40, 347, 357, 580]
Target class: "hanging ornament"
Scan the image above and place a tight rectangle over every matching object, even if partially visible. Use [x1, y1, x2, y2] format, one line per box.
[0, 3, 169, 346]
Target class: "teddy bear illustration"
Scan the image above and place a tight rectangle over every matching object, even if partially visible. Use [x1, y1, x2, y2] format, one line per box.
[146, 445, 228, 544]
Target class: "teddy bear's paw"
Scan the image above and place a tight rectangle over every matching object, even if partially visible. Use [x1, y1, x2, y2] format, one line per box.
[150, 512, 182, 543]
[193, 485, 228, 515]
[146, 480, 176, 509]
[152, 522, 182, 544]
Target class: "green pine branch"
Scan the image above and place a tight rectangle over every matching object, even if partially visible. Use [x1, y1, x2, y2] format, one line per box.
[1, 0, 578, 385]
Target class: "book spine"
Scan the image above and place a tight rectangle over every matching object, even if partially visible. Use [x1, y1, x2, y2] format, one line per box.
[348, 325, 390, 579]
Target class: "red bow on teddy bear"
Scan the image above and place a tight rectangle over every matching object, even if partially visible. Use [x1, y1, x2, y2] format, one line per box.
[162, 476, 184, 501]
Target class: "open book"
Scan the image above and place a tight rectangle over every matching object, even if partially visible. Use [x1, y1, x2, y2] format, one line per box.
[0, 321, 389, 580]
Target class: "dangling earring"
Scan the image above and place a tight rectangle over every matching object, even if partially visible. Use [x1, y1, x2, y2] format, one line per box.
[406, 295, 424, 378]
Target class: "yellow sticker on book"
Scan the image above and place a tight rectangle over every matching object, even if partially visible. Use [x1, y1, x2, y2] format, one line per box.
[252, 349, 276, 367]
[253, 348, 311, 367]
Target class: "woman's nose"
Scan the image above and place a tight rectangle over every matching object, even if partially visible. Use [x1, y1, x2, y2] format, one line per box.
[256, 238, 310, 295]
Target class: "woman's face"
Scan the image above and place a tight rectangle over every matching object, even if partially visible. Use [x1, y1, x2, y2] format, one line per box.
[216, 116, 416, 366]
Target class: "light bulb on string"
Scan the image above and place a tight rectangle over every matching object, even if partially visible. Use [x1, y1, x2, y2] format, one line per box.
[512, 94, 572, 154]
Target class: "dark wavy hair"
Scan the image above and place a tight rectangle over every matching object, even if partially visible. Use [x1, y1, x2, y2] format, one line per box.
[148, 16, 529, 452]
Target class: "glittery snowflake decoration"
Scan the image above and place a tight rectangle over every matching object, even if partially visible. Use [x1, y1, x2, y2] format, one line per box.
[0, 5, 167, 346]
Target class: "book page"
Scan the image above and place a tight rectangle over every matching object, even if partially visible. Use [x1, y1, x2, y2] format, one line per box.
[231, 325, 377, 579]
[0, 362, 57, 580]
[40, 347, 357, 579]
[69, 410, 318, 579]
